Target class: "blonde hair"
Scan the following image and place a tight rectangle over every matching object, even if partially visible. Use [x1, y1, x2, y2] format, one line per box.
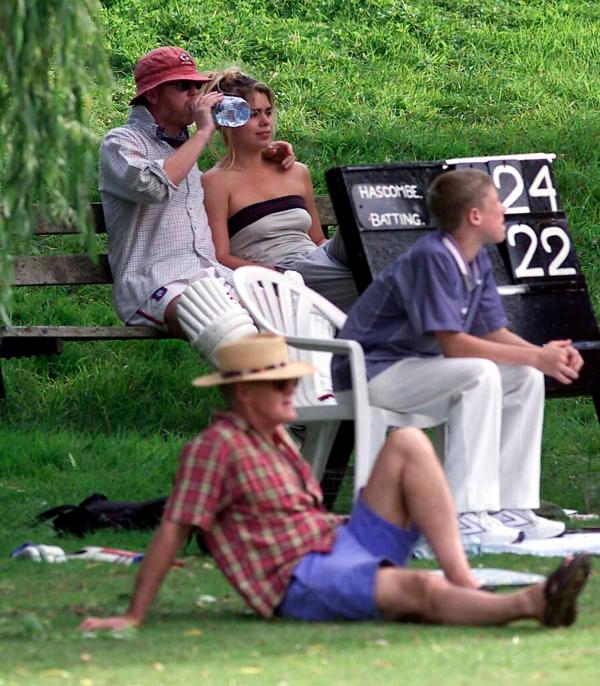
[204, 67, 275, 167]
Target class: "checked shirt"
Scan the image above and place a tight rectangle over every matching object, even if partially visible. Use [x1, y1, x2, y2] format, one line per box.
[99, 105, 233, 323]
[164, 411, 343, 617]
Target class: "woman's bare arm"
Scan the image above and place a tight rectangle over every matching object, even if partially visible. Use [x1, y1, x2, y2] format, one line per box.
[298, 164, 327, 245]
[202, 170, 262, 269]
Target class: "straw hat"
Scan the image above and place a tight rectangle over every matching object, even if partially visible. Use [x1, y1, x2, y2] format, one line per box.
[192, 333, 316, 387]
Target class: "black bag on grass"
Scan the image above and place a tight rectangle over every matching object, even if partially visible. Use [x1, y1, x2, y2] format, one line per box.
[36, 493, 167, 537]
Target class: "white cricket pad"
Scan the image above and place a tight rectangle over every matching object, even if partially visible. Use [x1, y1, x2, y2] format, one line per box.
[177, 278, 257, 365]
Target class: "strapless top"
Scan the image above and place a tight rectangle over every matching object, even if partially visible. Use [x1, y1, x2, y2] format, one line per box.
[227, 195, 315, 266]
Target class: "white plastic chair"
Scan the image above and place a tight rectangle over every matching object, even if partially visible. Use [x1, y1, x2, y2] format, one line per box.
[233, 266, 442, 498]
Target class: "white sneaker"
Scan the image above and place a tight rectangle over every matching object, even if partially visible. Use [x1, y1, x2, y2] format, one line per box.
[491, 509, 566, 540]
[458, 511, 524, 545]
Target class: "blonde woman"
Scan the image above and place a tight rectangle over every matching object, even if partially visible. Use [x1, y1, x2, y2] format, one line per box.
[201, 69, 358, 312]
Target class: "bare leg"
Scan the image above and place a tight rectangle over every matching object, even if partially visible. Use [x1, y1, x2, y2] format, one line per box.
[164, 296, 188, 340]
[361, 428, 477, 588]
[375, 567, 542, 625]
[364, 430, 592, 626]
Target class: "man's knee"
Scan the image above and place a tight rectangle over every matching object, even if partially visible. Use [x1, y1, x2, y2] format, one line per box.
[512, 364, 544, 391]
[498, 363, 545, 406]
[384, 426, 431, 456]
[368, 428, 436, 496]
[468, 357, 501, 380]
[458, 359, 503, 399]
[529, 367, 545, 399]
[383, 428, 435, 466]
[376, 568, 447, 621]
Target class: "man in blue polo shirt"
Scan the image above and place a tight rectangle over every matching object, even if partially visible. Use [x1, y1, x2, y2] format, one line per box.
[332, 169, 583, 545]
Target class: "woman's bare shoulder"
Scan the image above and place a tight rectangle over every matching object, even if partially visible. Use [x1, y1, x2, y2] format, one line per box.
[202, 163, 235, 190]
[292, 160, 310, 174]
[203, 162, 228, 179]
[282, 160, 311, 184]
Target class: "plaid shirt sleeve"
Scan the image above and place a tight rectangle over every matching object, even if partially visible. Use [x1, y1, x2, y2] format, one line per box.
[164, 431, 233, 532]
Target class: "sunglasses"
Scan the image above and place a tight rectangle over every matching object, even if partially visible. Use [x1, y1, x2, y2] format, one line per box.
[269, 378, 299, 392]
[167, 80, 200, 93]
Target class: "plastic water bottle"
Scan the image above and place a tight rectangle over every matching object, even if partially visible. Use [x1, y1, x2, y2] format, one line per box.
[212, 96, 251, 127]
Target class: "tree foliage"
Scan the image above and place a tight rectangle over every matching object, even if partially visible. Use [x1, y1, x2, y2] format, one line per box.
[0, 0, 112, 323]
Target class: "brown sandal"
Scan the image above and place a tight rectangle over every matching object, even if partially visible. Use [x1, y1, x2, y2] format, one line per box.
[543, 553, 592, 628]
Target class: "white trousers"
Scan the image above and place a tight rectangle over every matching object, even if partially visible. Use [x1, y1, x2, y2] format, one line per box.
[367, 357, 545, 512]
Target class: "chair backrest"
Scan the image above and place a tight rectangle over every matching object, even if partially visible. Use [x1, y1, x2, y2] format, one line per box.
[233, 266, 347, 406]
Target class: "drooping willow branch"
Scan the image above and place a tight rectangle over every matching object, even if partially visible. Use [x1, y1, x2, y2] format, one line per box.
[0, 0, 112, 323]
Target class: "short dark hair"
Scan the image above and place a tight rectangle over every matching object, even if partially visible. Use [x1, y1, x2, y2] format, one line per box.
[427, 169, 493, 232]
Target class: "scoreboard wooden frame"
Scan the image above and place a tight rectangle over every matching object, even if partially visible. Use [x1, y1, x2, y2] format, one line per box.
[326, 153, 600, 420]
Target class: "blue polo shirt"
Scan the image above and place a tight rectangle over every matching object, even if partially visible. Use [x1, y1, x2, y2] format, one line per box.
[331, 231, 507, 390]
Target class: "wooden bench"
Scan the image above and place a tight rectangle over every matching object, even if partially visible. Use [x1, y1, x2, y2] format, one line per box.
[0, 196, 338, 399]
[4, 193, 598, 417]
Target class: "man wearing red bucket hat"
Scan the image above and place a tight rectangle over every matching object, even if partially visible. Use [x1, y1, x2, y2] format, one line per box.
[99, 47, 294, 362]
[80, 334, 591, 631]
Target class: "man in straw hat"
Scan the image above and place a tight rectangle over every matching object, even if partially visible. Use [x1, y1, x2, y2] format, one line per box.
[80, 334, 591, 630]
[99, 47, 295, 362]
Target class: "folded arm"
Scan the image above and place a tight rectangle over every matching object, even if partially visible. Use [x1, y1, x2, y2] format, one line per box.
[435, 327, 583, 384]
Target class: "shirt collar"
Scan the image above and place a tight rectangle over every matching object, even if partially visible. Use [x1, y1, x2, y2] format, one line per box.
[128, 105, 190, 147]
[213, 410, 321, 503]
[212, 410, 291, 447]
[441, 232, 481, 291]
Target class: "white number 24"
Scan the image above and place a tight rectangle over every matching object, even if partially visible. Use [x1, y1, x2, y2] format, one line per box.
[493, 164, 558, 214]
[507, 224, 576, 278]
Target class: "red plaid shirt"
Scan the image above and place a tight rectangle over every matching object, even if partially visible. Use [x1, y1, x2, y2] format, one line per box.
[164, 411, 343, 617]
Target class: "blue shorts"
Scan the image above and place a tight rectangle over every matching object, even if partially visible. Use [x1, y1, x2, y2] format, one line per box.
[277, 495, 420, 621]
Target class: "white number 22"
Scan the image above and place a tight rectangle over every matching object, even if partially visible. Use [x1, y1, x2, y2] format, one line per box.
[507, 224, 576, 278]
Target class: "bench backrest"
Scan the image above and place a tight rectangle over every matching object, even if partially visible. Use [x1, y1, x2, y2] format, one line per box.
[13, 198, 337, 287]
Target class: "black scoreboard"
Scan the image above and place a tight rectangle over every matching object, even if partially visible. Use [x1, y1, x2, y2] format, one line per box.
[325, 154, 600, 418]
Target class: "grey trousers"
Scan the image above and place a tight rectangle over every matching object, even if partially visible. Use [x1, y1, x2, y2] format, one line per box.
[278, 230, 358, 312]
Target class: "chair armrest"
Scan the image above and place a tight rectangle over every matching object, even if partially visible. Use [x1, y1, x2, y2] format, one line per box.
[285, 335, 356, 355]
[285, 336, 371, 420]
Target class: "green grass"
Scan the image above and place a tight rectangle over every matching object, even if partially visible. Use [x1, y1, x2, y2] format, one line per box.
[1, 436, 599, 685]
[2, 0, 600, 683]
[0, 556, 598, 686]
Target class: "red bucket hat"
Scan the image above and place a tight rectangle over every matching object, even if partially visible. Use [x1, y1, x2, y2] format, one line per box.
[130, 46, 211, 105]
